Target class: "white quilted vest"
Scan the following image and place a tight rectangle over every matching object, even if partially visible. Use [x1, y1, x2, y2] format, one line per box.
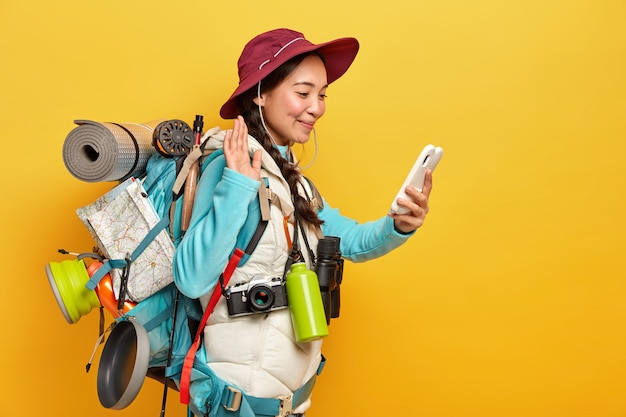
[199, 131, 322, 412]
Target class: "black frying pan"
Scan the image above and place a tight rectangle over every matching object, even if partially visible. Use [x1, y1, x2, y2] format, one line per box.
[97, 319, 150, 409]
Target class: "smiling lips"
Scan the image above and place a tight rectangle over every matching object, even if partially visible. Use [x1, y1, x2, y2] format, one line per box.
[299, 120, 315, 130]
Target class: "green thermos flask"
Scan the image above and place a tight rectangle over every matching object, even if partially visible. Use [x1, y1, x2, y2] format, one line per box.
[286, 262, 329, 342]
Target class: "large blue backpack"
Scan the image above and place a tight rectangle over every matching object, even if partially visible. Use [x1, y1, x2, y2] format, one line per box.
[89, 141, 321, 417]
[94, 148, 268, 417]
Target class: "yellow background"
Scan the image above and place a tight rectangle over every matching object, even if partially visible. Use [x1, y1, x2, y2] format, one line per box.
[1, 0, 625, 416]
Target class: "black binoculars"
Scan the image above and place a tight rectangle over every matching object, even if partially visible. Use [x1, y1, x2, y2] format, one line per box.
[315, 236, 344, 325]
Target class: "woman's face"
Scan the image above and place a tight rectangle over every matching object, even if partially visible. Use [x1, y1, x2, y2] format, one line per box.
[256, 54, 328, 146]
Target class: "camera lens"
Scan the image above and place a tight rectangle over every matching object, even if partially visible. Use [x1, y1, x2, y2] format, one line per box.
[248, 285, 275, 312]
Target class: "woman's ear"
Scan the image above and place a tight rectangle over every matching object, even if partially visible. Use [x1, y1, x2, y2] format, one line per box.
[253, 95, 264, 106]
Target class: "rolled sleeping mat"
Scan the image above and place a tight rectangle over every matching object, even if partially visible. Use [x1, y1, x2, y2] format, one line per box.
[62, 119, 164, 182]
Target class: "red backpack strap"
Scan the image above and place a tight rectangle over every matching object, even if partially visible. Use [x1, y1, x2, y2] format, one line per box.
[179, 247, 244, 405]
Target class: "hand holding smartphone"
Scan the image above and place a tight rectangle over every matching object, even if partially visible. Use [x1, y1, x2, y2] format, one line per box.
[390, 144, 443, 215]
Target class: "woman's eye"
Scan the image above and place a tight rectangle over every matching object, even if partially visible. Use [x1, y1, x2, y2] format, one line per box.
[296, 91, 326, 100]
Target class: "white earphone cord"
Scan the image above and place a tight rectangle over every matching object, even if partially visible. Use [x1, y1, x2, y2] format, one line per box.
[257, 81, 279, 149]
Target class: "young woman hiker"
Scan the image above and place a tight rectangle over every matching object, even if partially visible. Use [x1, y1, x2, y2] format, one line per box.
[173, 28, 434, 417]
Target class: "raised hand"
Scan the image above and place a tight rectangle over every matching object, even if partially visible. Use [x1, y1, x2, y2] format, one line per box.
[223, 116, 262, 181]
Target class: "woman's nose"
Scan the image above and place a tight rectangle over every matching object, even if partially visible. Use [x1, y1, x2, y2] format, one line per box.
[308, 98, 325, 117]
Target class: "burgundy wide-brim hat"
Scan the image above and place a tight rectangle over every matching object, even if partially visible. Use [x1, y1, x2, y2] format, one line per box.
[220, 28, 360, 119]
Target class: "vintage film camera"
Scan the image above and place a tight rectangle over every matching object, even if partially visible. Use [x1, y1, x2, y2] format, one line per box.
[315, 236, 344, 324]
[225, 275, 289, 317]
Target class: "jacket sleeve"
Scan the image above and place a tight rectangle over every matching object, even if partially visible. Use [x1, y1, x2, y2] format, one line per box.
[318, 198, 414, 263]
[172, 154, 261, 299]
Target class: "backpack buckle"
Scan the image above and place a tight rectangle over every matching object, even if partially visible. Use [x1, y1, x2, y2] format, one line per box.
[277, 394, 293, 417]
[224, 386, 242, 411]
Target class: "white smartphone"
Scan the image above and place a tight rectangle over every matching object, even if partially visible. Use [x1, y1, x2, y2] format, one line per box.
[390, 144, 443, 215]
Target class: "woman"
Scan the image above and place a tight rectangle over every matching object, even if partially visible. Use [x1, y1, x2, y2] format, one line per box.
[173, 28, 433, 416]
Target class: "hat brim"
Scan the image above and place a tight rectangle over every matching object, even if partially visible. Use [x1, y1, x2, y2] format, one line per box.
[220, 37, 359, 119]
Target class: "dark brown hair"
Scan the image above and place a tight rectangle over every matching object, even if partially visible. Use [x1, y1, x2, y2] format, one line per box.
[236, 53, 323, 227]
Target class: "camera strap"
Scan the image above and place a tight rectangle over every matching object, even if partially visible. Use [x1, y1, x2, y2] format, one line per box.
[283, 212, 302, 279]
[281, 175, 322, 279]
[298, 219, 315, 266]
[282, 211, 315, 281]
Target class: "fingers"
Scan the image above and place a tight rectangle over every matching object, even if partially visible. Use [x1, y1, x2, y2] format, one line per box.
[421, 170, 433, 198]
[391, 173, 433, 233]
[403, 186, 428, 212]
[223, 128, 232, 154]
[235, 116, 248, 147]
[224, 116, 246, 149]
[223, 116, 261, 181]
[225, 116, 245, 155]
[251, 149, 262, 171]
[231, 116, 243, 150]
[404, 170, 433, 210]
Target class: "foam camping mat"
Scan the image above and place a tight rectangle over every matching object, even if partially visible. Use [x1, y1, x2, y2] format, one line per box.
[62, 119, 163, 182]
